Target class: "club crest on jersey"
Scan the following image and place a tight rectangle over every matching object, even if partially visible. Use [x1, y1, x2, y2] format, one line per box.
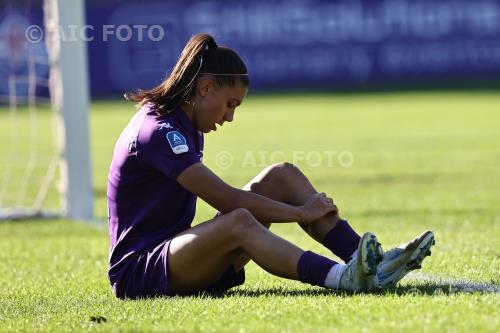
[166, 131, 189, 154]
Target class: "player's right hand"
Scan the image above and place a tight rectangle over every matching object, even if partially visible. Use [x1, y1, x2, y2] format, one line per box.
[299, 192, 338, 224]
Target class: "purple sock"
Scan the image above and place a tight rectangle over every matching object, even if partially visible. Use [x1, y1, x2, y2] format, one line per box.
[297, 251, 338, 287]
[322, 218, 361, 263]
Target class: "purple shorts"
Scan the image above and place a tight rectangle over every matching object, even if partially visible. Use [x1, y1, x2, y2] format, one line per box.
[112, 239, 245, 299]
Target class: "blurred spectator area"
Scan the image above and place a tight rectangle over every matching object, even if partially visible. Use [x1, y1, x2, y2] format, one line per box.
[1, 0, 500, 99]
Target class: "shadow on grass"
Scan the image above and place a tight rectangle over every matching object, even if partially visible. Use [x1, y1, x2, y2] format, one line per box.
[387, 281, 499, 296]
[183, 280, 499, 299]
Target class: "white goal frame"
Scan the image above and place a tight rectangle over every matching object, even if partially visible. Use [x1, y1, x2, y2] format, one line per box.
[45, 0, 94, 221]
[0, 0, 94, 221]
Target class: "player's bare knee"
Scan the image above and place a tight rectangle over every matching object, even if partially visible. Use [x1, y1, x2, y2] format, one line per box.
[227, 208, 259, 241]
[231, 208, 256, 228]
[268, 161, 301, 183]
[248, 162, 301, 194]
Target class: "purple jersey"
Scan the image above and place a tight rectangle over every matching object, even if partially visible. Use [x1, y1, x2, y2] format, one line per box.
[107, 103, 203, 298]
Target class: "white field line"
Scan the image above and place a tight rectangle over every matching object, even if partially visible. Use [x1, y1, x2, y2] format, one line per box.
[406, 271, 500, 294]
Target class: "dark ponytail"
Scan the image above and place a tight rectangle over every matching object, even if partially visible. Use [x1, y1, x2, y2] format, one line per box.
[125, 33, 248, 115]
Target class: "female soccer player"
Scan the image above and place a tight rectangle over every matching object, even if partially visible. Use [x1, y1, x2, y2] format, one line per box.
[107, 33, 434, 299]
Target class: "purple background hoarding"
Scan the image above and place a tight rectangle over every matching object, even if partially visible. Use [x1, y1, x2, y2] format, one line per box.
[1, 0, 500, 98]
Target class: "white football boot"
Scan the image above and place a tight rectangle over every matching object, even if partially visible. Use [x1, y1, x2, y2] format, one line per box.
[339, 232, 384, 292]
[376, 230, 435, 289]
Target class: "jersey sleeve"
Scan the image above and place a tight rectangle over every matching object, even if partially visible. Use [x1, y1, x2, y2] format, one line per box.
[139, 126, 201, 180]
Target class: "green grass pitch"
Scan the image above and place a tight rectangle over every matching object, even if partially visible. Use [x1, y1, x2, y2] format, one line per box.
[0, 92, 499, 332]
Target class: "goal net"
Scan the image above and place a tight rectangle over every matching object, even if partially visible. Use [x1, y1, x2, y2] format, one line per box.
[0, 0, 93, 221]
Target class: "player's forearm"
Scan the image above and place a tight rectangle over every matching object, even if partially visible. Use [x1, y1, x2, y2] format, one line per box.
[232, 189, 304, 223]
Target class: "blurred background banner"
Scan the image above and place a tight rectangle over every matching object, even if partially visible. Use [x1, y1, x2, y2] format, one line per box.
[2, 0, 500, 98]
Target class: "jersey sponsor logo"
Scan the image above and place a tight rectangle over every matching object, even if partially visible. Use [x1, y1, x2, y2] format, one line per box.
[166, 131, 189, 154]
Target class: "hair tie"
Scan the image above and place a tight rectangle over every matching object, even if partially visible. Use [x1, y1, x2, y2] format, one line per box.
[206, 39, 218, 50]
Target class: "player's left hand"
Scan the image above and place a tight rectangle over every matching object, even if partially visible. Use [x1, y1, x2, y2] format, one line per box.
[299, 192, 338, 223]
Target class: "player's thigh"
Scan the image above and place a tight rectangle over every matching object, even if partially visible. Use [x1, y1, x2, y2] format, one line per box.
[168, 208, 250, 293]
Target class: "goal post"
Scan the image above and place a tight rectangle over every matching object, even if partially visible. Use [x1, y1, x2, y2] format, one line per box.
[45, 0, 94, 221]
[0, 0, 94, 221]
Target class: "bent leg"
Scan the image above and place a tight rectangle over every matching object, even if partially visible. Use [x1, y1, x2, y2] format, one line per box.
[168, 208, 304, 294]
[206, 161, 358, 277]
[244, 162, 340, 242]
[244, 162, 361, 262]
[230, 162, 340, 270]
